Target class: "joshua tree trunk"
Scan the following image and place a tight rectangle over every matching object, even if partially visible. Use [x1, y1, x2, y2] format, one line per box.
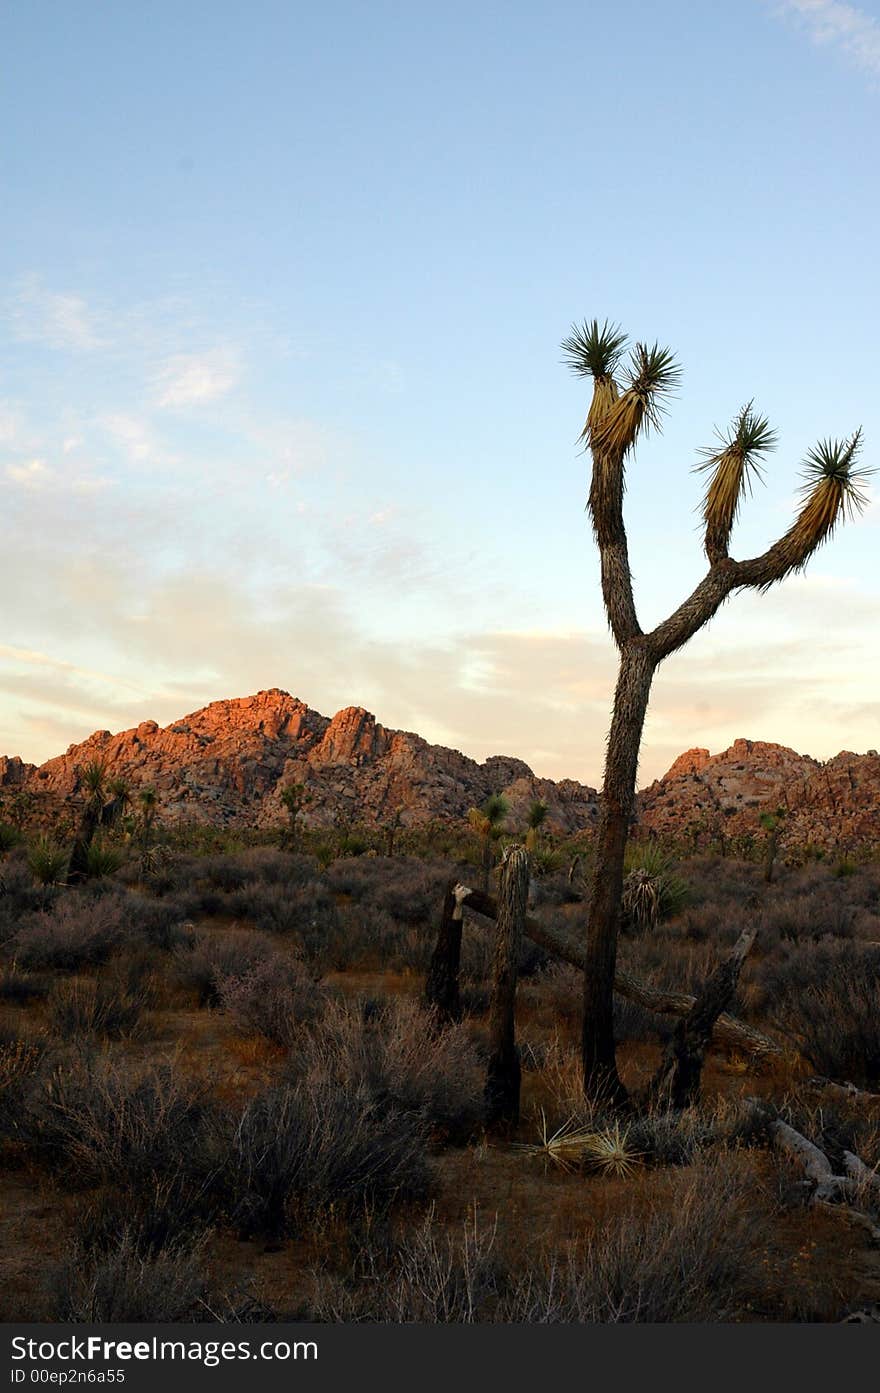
[583, 641, 655, 1104]
[485, 846, 529, 1128]
[67, 803, 100, 884]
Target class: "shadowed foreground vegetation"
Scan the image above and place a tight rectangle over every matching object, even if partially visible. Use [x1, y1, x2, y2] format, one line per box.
[2, 830, 880, 1323]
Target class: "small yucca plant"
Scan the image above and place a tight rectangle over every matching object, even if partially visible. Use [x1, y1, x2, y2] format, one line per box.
[513, 1111, 598, 1173]
[26, 834, 68, 886]
[582, 1121, 643, 1179]
[85, 837, 123, 879]
[0, 822, 21, 855]
[622, 843, 688, 930]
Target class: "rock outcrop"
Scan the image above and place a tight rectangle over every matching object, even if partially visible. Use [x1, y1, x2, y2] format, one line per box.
[2, 688, 599, 833]
[2, 693, 878, 850]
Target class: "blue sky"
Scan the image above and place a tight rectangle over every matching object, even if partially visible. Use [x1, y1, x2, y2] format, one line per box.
[2, 0, 879, 784]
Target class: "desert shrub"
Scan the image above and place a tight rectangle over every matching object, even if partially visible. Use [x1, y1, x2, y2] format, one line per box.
[334, 903, 410, 969]
[627, 1107, 718, 1167]
[116, 889, 191, 950]
[0, 1033, 46, 1138]
[761, 942, 880, 1086]
[312, 1152, 767, 1322]
[218, 956, 324, 1047]
[229, 882, 343, 962]
[367, 860, 451, 926]
[0, 854, 61, 942]
[46, 1231, 213, 1322]
[0, 822, 21, 854]
[759, 891, 858, 946]
[12, 896, 126, 970]
[174, 928, 276, 1006]
[48, 976, 149, 1041]
[20, 1054, 223, 1189]
[26, 834, 68, 886]
[0, 964, 50, 1004]
[229, 1077, 430, 1240]
[294, 998, 485, 1141]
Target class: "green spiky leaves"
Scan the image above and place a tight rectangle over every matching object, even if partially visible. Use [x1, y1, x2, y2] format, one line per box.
[756, 428, 872, 588]
[799, 429, 871, 522]
[589, 340, 681, 465]
[697, 403, 778, 562]
[561, 319, 628, 381]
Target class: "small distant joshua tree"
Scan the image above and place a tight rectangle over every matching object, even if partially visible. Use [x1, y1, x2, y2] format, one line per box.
[279, 781, 311, 851]
[525, 799, 548, 853]
[67, 759, 109, 883]
[760, 806, 786, 884]
[467, 793, 509, 892]
[562, 317, 872, 1105]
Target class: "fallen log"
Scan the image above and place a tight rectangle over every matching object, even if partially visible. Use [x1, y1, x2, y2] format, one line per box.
[806, 1076, 880, 1105]
[769, 1119, 880, 1240]
[451, 884, 784, 1061]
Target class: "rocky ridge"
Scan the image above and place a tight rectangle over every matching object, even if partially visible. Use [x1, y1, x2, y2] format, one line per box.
[2, 691, 878, 850]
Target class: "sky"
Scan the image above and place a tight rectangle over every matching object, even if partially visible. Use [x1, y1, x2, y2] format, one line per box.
[2, 0, 879, 787]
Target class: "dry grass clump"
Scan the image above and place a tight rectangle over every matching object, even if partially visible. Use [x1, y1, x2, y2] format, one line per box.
[47, 976, 150, 1041]
[311, 1152, 771, 1323]
[45, 1230, 215, 1323]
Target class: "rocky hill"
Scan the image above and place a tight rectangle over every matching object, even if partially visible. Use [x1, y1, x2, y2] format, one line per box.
[2, 691, 878, 850]
[0, 688, 600, 834]
[639, 738, 880, 853]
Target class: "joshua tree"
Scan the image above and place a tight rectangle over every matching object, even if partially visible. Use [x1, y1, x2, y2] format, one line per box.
[467, 793, 509, 892]
[383, 806, 404, 857]
[67, 759, 109, 883]
[101, 775, 132, 830]
[138, 786, 158, 855]
[525, 799, 548, 853]
[760, 806, 786, 884]
[279, 781, 311, 851]
[562, 317, 871, 1105]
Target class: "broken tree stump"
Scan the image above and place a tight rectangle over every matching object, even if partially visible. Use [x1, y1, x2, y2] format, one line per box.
[485, 846, 529, 1129]
[424, 880, 471, 1023]
[648, 925, 758, 1109]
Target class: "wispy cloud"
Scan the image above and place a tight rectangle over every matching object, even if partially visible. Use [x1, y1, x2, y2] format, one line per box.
[6, 277, 104, 350]
[774, 0, 880, 77]
[6, 458, 55, 489]
[155, 349, 240, 407]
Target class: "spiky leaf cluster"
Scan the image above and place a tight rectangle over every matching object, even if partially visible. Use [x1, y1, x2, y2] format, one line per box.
[560, 319, 628, 381]
[696, 403, 778, 562]
[757, 429, 872, 587]
[589, 341, 681, 466]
